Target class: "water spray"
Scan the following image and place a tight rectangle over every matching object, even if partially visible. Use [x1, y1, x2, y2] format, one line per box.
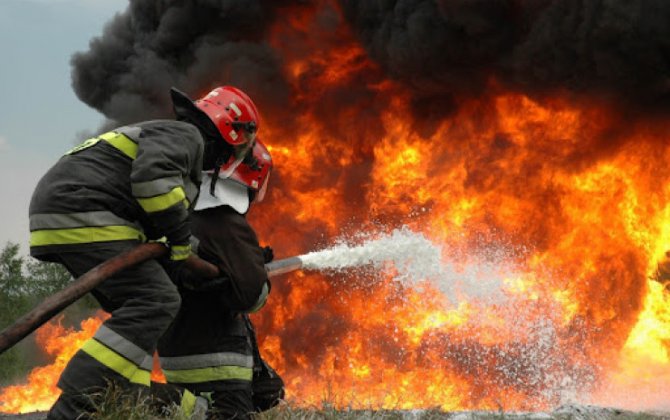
[266, 227, 445, 284]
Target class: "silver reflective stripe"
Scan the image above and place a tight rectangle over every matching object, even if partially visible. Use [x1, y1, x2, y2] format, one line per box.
[116, 125, 142, 141]
[30, 211, 139, 231]
[229, 103, 242, 117]
[160, 352, 253, 370]
[247, 282, 270, 313]
[94, 325, 154, 370]
[189, 236, 200, 255]
[132, 176, 183, 198]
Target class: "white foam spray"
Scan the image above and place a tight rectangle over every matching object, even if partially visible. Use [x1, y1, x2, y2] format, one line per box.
[299, 226, 516, 304]
[299, 225, 595, 406]
[300, 226, 444, 285]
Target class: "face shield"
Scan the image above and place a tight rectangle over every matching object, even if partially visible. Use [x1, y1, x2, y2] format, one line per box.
[256, 168, 271, 202]
[215, 122, 257, 180]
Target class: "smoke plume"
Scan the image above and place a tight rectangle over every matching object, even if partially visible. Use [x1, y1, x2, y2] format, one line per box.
[71, 0, 293, 126]
[339, 0, 670, 110]
[72, 0, 670, 127]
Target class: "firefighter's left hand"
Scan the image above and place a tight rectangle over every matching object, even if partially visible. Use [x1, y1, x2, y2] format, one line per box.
[261, 246, 274, 263]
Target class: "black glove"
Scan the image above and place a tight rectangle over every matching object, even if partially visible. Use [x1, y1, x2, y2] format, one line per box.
[261, 246, 274, 263]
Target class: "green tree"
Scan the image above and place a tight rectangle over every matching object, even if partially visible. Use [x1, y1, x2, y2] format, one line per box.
[0, 243, 25, 300]
[0, 243, 31, 383]
[0, 242, 90, 385]
[25, 257, 72, 302]
[0, 242, 103, 386]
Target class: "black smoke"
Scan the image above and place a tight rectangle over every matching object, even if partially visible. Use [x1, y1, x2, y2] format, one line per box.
[72, 0, 670, 130]
[71, 0, 294, 127]
[339, 0, 670, 111]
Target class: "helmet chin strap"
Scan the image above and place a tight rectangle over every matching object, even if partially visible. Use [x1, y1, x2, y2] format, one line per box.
[209, 153, 246, 197]
[209, 156, 224, 197]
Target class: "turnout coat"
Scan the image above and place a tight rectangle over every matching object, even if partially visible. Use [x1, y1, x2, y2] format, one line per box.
[29, 120, 203, 259]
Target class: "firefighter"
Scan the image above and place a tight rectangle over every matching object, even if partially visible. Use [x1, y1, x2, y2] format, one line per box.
[155, 138, 284, 419]
[28, 85, 261, 419]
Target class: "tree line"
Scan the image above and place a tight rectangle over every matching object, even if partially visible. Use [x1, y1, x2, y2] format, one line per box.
[0, 242, 95, 385]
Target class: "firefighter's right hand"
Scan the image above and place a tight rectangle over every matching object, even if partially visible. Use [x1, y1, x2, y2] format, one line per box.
[169, 242, 192, 261]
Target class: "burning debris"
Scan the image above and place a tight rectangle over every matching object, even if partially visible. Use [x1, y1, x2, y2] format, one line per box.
[2, 0, 670, 415]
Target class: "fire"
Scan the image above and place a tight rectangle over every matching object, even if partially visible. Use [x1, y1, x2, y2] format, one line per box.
[2, 0, 670, 414]
[249, 1, 670, 411]
[0, 314, 106, 414]
[0, 312, 166, 414]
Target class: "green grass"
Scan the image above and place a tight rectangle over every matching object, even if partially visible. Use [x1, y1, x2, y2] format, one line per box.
[82, 387, 670, 420]
[86, 384, 188, 420]
[255, 402, 448, 419]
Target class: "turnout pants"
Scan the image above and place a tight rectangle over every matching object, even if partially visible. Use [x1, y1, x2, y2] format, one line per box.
[46, 243, 181, 420]
[157, 289, 284, 419]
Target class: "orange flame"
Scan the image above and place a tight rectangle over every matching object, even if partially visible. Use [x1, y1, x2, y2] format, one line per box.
[0, 314, 106, 413]
[0, 312, 166, 414]
[2, 0, 670, 413]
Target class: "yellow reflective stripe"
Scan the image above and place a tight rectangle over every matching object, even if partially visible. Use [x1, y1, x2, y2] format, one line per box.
[163, 366, 253, 384]
[81, 339, 150, 386]
[100, 132, 138, 159]
[180, 390, 196, 417]
[137, 186, 186, 213]
[64, 138, 101, 155]
[30, 225, 145, 247]
[170, 244, 191, 261]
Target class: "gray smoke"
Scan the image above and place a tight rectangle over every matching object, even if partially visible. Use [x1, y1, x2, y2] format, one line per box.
[339, 0, 670, 110]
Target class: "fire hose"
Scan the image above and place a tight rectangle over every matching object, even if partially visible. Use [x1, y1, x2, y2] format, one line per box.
[0, 243, 304, 356]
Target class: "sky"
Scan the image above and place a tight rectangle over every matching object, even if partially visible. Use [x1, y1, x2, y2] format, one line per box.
[0, 0, 129, 255]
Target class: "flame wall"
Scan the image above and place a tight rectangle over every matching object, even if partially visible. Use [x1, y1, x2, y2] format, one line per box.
[2, 0, 670, 414]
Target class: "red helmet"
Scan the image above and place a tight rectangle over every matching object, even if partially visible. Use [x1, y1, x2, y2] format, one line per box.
[195, 86, 260, 146]
[228, 139, 273, 202]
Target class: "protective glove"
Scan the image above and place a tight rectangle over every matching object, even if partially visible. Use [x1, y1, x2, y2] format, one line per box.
[149, 236, 188, 261]
[169, 242, 192, 261]
[261, 246, 274, 263]
[151, 234, 193, 262]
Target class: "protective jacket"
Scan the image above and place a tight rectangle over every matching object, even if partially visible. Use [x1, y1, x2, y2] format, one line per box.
[162, 204, 269, 312]
[29, 120, 203, 260]
[35, 119, 205, 419]
[158, 202, 281, 418]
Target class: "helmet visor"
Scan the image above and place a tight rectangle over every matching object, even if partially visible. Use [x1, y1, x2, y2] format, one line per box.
[233, 139, 255, 160]
[256, 168, 271, 203]
[218, 139, 255, 180]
